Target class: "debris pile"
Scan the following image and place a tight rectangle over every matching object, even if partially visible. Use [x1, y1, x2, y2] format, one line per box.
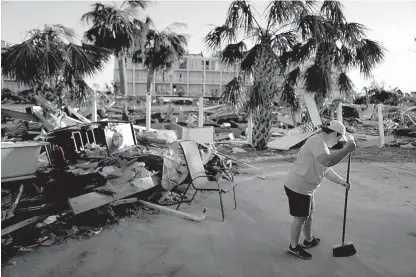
[321, 100, 416, 148]
[1, 94, 241, 261]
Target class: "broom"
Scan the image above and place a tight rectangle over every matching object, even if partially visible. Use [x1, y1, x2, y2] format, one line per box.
[333, 153, 357, 257]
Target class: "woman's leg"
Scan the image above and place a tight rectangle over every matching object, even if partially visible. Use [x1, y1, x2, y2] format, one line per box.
[290, 216, 307, 247]
[303, 196, 315, 241]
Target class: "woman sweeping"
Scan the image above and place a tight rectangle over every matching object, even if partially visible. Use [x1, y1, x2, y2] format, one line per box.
[284, 120, 356, 260]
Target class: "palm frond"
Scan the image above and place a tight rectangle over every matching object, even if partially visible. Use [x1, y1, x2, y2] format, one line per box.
[225, 0, 257, 33]
[221, 76, 247, 110]
[280, 67, 301, 111]
[271, 31, 299, 53]
[240, 44, 260, 75]
[336, 72, 355, 96]
[303, 62, 332, 98]
[126, 0, 149, 9]
[81, 3, 113, 25]
[297, 14, 334, 42]
[220, 41, 247, 67]
[44, 24, 77, 42]
[320, 1, 346, 24]
[305, 1, 318, 11]
[1, 40, 43, 84]
[355, 39, 386, 78]
[333, 45, 354, 70]
[266, 0, 310, 28]
[163, 22, 187, 33]
[65, 43, 111, 77]
[204, 25, 236, 51]
[279, 38, 316, 71]
[82, 3, 139, 55]
[134, 26, 188, 72]
[266, 1, 295, 26]
[66, 77, 93, 104]
[342, 22, 367, 45]
[315, 41, 337, 65]
[245, 82, 265, 111]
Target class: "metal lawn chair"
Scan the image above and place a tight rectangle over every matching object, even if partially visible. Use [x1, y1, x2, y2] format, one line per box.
[177, 140, 237, 221]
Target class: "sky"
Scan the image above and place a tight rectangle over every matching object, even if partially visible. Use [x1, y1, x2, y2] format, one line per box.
[1, 0, 416, 93]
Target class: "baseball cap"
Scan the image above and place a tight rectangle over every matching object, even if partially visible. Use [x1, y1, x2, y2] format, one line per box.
[325, 120, 347, 141]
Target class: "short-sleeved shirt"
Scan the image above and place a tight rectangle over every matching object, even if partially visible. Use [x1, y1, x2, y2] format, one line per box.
[285, 134, 330, 196]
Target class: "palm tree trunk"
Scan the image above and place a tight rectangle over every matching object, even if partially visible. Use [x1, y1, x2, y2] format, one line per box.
[118, 55, 128, 115]
[251, 43, 281, 150]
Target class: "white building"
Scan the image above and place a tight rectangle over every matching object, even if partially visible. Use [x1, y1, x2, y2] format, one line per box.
[113, 53, 250, 97]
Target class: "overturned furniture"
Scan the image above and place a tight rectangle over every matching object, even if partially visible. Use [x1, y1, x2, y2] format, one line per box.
[176, 140, 237, 221]
[44, 121, 137, 166]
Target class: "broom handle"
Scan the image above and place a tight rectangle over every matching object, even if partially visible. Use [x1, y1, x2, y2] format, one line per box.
[342, 154, 352, 244]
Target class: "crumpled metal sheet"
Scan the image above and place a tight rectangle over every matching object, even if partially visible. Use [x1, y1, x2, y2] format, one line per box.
[161, 142, 188, 191]
[160, 142, 216, 191]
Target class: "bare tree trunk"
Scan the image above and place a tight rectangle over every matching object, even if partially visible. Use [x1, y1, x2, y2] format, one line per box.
[118, 55, 128, 115]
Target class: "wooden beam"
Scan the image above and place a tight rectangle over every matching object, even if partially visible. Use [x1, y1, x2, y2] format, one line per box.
[67, 106, 92, 123]
[1, 108, 39, 122]
[68, 177, 154, 215]
[1, 216, 43, 236]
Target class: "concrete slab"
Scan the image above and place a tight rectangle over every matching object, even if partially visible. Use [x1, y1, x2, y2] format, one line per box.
[3, 162, 416, 277]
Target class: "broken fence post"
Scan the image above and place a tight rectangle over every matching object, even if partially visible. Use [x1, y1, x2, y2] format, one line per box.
[92, 88, 98, 122]
[378, 104, 385, 147]
[198, 96, 204, 128]
[247, 112, 253, 146]
[337, 102, 343, 123]
[146, 94, 152, 132]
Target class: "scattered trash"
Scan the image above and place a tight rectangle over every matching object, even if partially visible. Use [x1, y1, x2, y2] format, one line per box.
[85, 227, 102, 237]
[66, 226, 79, 237]
[400, 143, 415, 149]
[18, 246, 35, 252]
[40, 233, 57, 246]
[232, 147, 246, 153]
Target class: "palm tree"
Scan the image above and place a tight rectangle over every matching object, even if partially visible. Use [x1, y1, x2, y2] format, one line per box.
[1, 24, 111, 106]
[131, 23, 188, 96]
[205, 0, 385, 150]
[81, 1, 149, 114]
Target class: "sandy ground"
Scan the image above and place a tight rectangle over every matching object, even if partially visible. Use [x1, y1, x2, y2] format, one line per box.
[2, 161, 416, 277]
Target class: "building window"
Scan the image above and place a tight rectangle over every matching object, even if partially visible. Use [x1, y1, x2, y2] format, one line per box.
[179, 59, 187, 69]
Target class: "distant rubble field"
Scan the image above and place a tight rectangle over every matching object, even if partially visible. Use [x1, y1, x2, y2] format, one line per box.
[218, 144, 416, 164]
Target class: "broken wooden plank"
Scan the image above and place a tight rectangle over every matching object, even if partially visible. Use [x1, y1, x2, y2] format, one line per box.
[267, 129, 320, 150]
[138, 200, 207, 222]
[111, 198, 138, 206]
[67, 106, 92, 123]
[31, 107, 56, 131]
[1, 216, 43, 236]
[68, 177, 154, 215]
[1, 108, 39, 122]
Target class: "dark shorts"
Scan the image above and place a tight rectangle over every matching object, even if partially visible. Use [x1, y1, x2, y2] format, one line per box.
[284, 186, 315, 217]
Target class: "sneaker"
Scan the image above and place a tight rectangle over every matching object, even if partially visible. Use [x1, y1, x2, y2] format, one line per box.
[302, 236, 321, 249]
[288, 244, 312, 260]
